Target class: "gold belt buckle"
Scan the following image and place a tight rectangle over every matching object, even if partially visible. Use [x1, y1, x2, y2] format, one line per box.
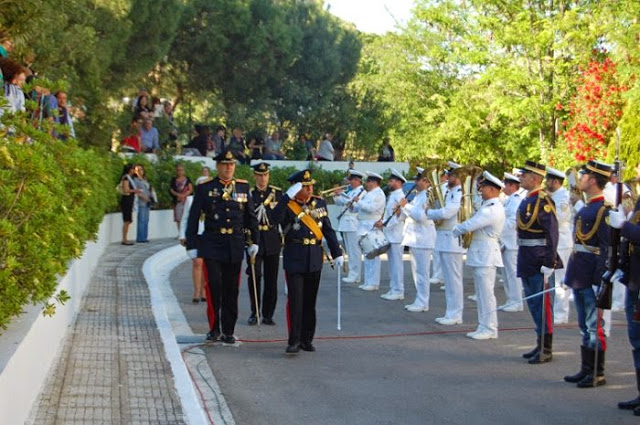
[302, 238, 317, 245]
[221, 227, 233, 234]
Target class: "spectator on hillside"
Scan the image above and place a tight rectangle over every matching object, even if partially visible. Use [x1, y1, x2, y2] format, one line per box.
[169, 164, 193, 233]
[0, 59, 28, 115]
[185, 124, 209, 156]
[53, 91, 75, 140]
[377, 137, 395, 162]
[316, 132, 335, 161]
[264, 131, 285, 160]
[212, 125, 226, 154]
[131, 87, 149, 111]
[140, 117, 160, 153]
[0, 31, 13, 86]
[134, 94, 152, 119]
[247, 135, 264, 160]
[228, 127, 249, 164]
[121, 118, 142, 153]
[151, 96, 163, 117]
[301, 134, 316, 160]
[155, 101, 178, 146]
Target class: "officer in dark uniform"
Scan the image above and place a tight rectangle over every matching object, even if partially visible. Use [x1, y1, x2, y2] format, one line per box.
[186, 149, 259, 344]
[563, 161, 612, 388]
[271, 169, 343, 354]
[517, 160, 562, 364]
[609, 162, 640, 415]
[246, 162, 283, 326]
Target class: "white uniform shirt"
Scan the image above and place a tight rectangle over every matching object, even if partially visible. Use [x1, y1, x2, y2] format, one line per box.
[401, 190, 436, 249]
[604, 181, 632, 206]
[551, 187, 573, 250]
[334, 185, 365, 232]
[427, 185, 466, 253]
[454, 197, 505, 267]
[500, 188, 525, 251]
[382, 188, 406, 244]
[352, 186, 386, 236]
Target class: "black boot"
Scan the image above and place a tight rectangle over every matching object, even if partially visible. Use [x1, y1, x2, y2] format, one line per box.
[529, 334, 552, 364]
[522, 341, 540, 359]
[577, 349, 606, 388]
[618, 369, 640, 409]
[564, 346, 589, 383]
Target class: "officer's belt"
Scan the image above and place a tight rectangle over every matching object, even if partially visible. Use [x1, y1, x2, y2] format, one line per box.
[517, 238, 547, 247]
[288, 238, 321, 245]
[258, 224, 275, 231]
[573, 244, 600, 255]
[206, 226, 241, 235]
[472, 234, 499, 242]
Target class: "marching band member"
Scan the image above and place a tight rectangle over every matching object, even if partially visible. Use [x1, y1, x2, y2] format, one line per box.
[351, 172, 386, 291]
[430, 170, 448, 286]
[376, 169, 407, 300]
[545, 167, 574, 324]
[498, 172, 525, 312]
[427, 163, 466, 325]
[272, 169, 343, 354]
[334, 170, 365, 284]
[517, 160, 562, 364]
[562, 160, 612, 388]
[398, 167, 436, 312]
[453, 171, 505, 339]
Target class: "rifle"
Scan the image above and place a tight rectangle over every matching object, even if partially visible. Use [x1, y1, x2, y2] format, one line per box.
[597, 128, 622, 309]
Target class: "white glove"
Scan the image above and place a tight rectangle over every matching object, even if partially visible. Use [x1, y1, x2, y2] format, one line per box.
[186, 249, 198, 260]
[334, 256, 344, 268]
[612, 268, 625, 285]
[286, 182, 303, 199]
[608, 208, 627, 229]
[247, 244, 259, 258]
[540, 266, 554, 279]
[451, 225, 462, 238]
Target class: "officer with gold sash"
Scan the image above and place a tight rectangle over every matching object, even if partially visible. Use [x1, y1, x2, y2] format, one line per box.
[186, 149, 260, 344]
[562, 160, 612, 388]
[517, 160, 562, 364]
[246, 162, 283, 326]
[272, 169, 343, 354]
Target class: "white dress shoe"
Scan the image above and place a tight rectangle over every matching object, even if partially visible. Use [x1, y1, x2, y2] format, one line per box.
[342, 276, 360, 284]
[466, 330, 497, 340]
[406, 305, 429, 312]
[360, 285, 379, 291]
[429, 277, 443, 284]
[467, 294, 477, 302]
[358, 284, 367, 289]
[405, 302, 418, 310]
[554, 318, 569, 324]
[381, 292, 404, 300]
[436, 317, 462, 325]
[439, 285, 446, 291]
[499, 304, 523, 312]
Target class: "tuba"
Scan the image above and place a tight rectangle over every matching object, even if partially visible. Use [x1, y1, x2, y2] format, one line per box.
[426, 167, 447, 227]
[454, 165, 482, 249]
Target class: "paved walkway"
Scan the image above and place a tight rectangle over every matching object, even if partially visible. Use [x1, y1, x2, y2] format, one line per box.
[30, 240, 185, 425]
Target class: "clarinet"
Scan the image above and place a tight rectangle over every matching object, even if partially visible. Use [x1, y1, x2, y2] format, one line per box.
[383, 184, 417, 227]
[336, 187, 365, 221]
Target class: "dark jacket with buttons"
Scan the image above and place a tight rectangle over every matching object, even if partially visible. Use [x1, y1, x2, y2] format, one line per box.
[250, 185, 283, 257]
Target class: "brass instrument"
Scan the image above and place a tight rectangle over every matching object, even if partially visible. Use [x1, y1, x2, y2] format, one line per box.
[319, 185, 349, 195]
[426, 168, 446, 227]
[623, 177, 638, 213]
[455, 165, 482, 249]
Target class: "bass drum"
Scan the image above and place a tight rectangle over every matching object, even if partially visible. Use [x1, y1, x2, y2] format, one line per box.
[358, 228, 391, 259]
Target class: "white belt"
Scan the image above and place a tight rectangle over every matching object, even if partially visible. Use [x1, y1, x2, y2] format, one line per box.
[473, 234, 499, 242]
[518, 238, 547, 247]
[573, 244, 600, 255]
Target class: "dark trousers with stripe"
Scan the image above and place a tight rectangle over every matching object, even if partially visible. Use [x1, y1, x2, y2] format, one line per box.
[285, 271, 321, 346]
[246, 253, 280, 320]
[522, 273, 554, 336]
[573, 286, 606, 350]
[204, 259, 242, 336]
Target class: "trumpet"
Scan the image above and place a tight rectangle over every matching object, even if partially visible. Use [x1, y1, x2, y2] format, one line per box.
[319, 185, 349, 195]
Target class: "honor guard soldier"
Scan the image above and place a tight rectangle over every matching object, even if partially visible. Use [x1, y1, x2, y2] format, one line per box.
[246, 162, 283, 326]
[271, 170, 343, 354]
[185, 149, 260, 344]
[376, 169, 407, 300]
[546, 166, 575, 324]
[334, 169, 365, 284]
[517, 160, 562, 364]
[453, 171, 505, 339]
[563, 160, 612, 388]
[428, 162, 466, 325]
[351, 171, 386, 291]
[608, 162, 640, 415]
[398, 167, 436, 312]
[499, 172, 525, 311]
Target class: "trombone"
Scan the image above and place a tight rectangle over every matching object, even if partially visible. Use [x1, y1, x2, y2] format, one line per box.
[319, 185, 349, 195]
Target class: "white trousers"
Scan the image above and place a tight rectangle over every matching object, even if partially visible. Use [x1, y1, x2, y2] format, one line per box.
[364, 255, 381, 288]
[440, 252, 465, 320]
[387, 243, 404, 294]
[432, 249, 443, 281]
[409, 247, 431, 308]
[343, 231, 362, 281]
[501, 249, 523, 309]
[553, 247, 573, 322]
[612, 280, 626, 311]
[473, 266, 498, 334]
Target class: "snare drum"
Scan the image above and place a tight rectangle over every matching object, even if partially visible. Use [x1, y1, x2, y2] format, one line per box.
[358, 228, 391, 259]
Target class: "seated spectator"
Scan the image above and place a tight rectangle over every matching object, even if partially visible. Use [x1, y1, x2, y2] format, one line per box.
[228, 127, 249, 164]
[53, 91, 75, 140]
[121, 118, 142, 152]
[212, 125, 226, 154]
[140, 117, 160, 153]
[247, 135, 264, 160]
[155, 101, 178, 146]
[134, 94, 152, 119]
[316, 132, 335, 161]
[131, 87, 148, 111]
[377, 137, 395, 162]
[151, 96, 163, 117]
[184, 124, 209, 156]
[263, 131, 285, 160]
[302, 134, 316, 160]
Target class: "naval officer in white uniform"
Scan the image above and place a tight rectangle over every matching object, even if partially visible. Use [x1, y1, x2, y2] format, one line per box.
[499, 172, 526, 311]
[334, 170, 366, 284]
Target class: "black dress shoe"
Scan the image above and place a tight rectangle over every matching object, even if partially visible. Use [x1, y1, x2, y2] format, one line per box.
[577, 374, 606, 388]
[528, 351, 552, 364]
[222, 335, 236, 344]
[247, 316, 258, 325]
[262, 318, 276, 326]
[522, 346, 539, 359]
[300, 342, 316, 352]
[619, 396, 640, 410]
[285, 344, 300, 354]
[205, 330, 221, 341]
[192, 298, 199, 304]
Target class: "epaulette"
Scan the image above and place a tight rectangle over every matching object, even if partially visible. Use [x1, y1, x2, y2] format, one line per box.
[234, 179, 248, 184]
[269, 185, 281, 191]
[539, 190, 547, 199]
[197, 177, 213, 185]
